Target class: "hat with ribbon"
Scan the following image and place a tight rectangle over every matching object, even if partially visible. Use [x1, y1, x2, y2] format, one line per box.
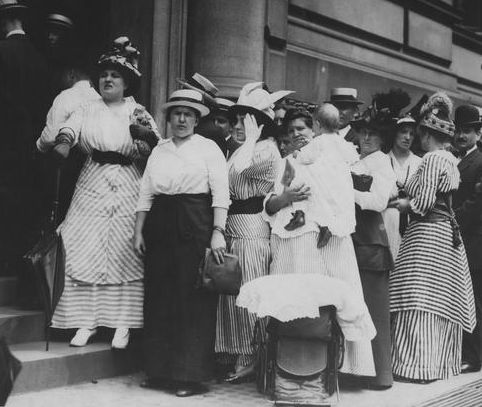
[213, 97, 234, 113]
[454, 104, 482, 128]
[97, 36, 141, 97]
[161, 89, 210, 118]
[47, 13, 74, 30]
[228, 82, 294, 127]
[176, 73, 218, 108]
[419, 92, 455, 138]
[0, 0, 26, 17]
[325, 88, 363, 105]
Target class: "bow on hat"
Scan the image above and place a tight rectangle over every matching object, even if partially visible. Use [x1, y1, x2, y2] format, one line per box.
[98, 36, 141, 78]
[237, 82, 294, 120]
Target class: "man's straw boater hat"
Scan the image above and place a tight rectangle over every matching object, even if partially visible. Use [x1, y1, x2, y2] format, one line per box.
[325, 88, 363, 105]
[0, 0, 27, 17]
[161, 89, 210, 118]
[47, 13, 74, 30]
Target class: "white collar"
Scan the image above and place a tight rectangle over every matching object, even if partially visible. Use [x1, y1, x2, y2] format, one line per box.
[464, 144, 478, 157]
[338, 125, 351, 138]
[6, 29, 26, 38]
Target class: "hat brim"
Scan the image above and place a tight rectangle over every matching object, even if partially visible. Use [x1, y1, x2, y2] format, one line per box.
[0, 4, 27, 16]
[324, 98, 364, 105]
[161, 101, 210, 117]
[228, 104, 275, 127]
[455, 120, 482, 127]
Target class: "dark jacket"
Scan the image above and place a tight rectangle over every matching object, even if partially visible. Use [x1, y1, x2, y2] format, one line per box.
[454, 148, 482, 269]
[0, 34, 49, 184]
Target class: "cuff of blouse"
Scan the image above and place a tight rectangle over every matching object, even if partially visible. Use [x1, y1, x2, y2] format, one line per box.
[55, 127, 75, 146]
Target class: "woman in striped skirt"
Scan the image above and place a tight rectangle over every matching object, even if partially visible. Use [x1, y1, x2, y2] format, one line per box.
[50, 38, 159, 348]
[215, 83, 290, 383]
[390, 92, 476, 382]
[264, 106, 376, 379]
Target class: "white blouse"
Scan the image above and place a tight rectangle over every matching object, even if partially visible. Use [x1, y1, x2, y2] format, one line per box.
[136, 134, 230, 211]
[351, 150, 396, 212]
[388, 150, 423, 199]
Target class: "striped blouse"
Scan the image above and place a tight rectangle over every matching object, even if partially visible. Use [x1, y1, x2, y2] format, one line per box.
[406, 150, 460, 215]
[228, 138, 280, 200]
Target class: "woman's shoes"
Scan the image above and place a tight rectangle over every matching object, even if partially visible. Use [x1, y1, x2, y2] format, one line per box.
[70, 328, 97, 347]
[224, 364, 256, 384]
[175, 382, 208, 397]
[111, 328, 130, 349]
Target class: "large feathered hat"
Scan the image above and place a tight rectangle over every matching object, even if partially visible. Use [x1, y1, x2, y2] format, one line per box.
[351, 88, 412, 136]
[418, 92, 455, 138]
[97, 36, 141, 96]
[228, 82, 294, 128]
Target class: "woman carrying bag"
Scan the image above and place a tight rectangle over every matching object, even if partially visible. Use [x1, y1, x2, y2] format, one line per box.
[133, 89, 230, 397]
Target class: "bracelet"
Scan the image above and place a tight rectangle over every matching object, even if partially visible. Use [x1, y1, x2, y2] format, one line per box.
[213, 226, 226, 237]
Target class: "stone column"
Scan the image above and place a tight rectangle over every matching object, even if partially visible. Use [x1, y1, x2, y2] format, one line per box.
[186, 0, 267, 97]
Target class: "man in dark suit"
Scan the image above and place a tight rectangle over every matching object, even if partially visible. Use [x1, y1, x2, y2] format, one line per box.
[0, 0, 49, 278]
[453, 104, 482, 373]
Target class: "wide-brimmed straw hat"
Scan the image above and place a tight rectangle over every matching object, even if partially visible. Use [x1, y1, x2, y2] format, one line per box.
[161, 89, 210, 117]
[228, 82, 293, 127]
[0, 0, 27, 17]
[325, 88, 363, 105]
[97, 36, 141, 97]
[47, 13, 74, 30]
[213, 97, 234, 113]
[176, 73, 218, 107]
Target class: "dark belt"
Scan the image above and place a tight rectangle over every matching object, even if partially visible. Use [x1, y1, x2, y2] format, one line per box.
[412, 208, 462, 248]
[91, 149, 132, 166]
[228, 196, 264, 215]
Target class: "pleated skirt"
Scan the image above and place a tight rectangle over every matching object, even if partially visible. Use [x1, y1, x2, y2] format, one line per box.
[391, 310, 462, 380]
[51, 276, 144, 329]
[215, 213, 271, 363]
[269, 231, 376, 377]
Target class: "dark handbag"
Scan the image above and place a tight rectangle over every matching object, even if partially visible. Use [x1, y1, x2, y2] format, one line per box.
[199, 248, 242, 295]
[351, 173, 373, 192]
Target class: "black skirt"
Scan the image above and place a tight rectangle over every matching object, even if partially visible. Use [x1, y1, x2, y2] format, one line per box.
[142, 193, 218, 382]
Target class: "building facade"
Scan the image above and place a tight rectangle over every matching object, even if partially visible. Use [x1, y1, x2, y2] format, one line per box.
[27, 0, 482, 123]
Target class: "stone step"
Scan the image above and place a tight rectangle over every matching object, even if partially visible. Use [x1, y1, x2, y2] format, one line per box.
[10, 341, 140, 394]
[0, 306, 45, 344]
[0, 277, 17, 306]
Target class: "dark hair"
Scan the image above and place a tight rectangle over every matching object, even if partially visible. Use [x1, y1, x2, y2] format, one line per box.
[227, 106, 276, 141]
[283, 108, 313, 129]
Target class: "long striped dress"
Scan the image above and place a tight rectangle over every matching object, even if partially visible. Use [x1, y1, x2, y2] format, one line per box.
[51, 98, 158, 329]
[264, 154, 376, 378]
[390, 150, 476, 380]
[215, 138, 280, 366]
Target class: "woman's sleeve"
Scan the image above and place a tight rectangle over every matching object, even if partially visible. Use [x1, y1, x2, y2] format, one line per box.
[355, 155, 396, 212]
[57, 103, 85, 146]
[206, 142, 230, 209]
[136, 152, 156, 212]
[244, 140, 281, 182]
[409, 154, 443, 216]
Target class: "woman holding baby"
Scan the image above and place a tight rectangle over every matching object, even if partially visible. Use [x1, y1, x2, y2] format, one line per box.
[263, 106, 376, 382]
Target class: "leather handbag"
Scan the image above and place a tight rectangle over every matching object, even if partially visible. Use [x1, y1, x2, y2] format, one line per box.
[199, 248, 242, 295]
[351, 172, 373, 192]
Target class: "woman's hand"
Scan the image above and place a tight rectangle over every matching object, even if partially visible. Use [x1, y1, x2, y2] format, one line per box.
[282, 184, 311, 205]
[243, 114, 264, 143]
[396, 198, 411, 214]
[211, 229, 226, 265]
[52, 143, 70, 162]
[133, 231, 146, 257]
